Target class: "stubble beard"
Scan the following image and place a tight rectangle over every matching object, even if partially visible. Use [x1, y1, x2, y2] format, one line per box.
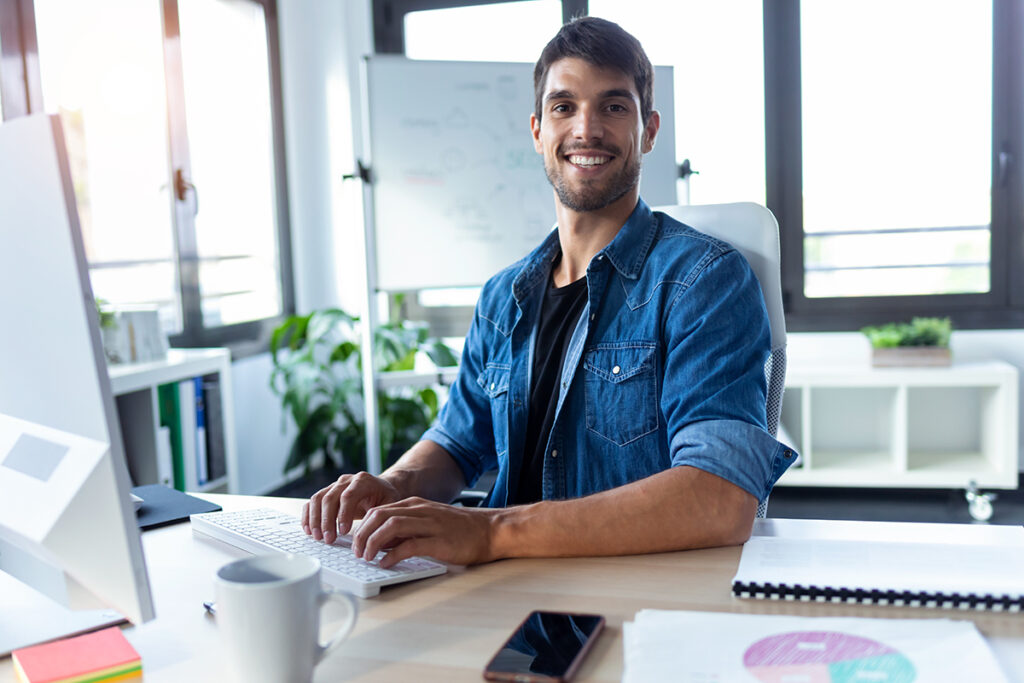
[545, 147, 642, 213]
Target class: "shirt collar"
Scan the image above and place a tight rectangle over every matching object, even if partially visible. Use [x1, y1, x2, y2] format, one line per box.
[512, 198, 659, 300]
[598, 198, 658, 280]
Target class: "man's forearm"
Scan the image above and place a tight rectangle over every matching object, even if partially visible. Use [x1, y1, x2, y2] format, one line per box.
[488, 465, 757, 560]
[381, 439, 468, 503]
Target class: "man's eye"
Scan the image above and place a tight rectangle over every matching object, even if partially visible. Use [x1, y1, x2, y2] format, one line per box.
[552, 103, 571, 113]
[608, 103, 627, 113]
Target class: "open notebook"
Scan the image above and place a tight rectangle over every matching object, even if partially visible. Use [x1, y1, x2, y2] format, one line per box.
[732, 518, 1024, 611]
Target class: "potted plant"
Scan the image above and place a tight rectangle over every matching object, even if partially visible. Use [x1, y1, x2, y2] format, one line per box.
[861, 317, 953, 367]
[269, 303, 459, 477]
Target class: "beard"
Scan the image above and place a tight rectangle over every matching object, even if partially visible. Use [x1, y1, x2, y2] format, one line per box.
[544, 144, 642, 212]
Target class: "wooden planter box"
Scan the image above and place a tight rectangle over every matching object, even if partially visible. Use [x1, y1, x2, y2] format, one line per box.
[871, 346, 952, 367]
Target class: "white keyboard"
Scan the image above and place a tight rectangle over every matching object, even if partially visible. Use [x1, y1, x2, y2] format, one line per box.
[190, 508, 447, 598]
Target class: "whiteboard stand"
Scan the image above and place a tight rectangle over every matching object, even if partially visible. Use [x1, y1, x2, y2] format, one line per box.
[358, 55, 384, 476]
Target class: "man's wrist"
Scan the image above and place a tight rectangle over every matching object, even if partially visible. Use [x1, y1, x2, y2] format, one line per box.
[486, 503, 539, 561]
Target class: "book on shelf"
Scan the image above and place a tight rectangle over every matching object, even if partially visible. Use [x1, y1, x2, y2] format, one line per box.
[156, 383, 185, 492]
[732, 518, 1024, 611]
[193, 376, 208, 486]
[202, 375, 227, 482]
[12, 626, 142, 682]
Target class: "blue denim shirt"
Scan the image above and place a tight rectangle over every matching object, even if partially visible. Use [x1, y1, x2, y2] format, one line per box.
[423, 199, 793, 507]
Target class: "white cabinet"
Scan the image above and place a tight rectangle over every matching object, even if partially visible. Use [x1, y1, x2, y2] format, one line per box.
[778, 361, 1019, 490]
[108, 348, 238, 493]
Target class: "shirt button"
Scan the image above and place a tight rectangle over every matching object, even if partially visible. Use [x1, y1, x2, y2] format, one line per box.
[590, 313, 595, 321]
[551, 450, 558, 458]
[612, 365, 621, 375]
[490, 382, 495, 390]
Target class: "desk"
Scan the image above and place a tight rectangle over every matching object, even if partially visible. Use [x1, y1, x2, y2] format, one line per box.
[4, 495, 1024, 682]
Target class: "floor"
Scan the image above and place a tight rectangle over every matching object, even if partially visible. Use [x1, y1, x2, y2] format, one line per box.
[270, 471, 1024, 527]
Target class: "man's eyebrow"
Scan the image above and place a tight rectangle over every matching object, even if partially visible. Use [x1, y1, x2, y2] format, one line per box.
[543, 88, 638, 102]
[544, 89, 575, 103]
[601, 88, 637, 101]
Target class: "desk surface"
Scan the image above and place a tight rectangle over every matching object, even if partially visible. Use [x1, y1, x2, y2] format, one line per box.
[4, 495, 1024, 682]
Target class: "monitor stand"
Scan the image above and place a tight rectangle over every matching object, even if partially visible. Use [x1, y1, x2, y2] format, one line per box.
[0, 572, 125, 656]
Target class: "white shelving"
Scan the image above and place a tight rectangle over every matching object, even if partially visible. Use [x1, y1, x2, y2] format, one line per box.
[778, 361, 1019, 490]
[109, 348, 238, 494]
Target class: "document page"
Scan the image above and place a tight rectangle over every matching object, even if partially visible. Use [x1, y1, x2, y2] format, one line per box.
[622, 610, 1007, 683]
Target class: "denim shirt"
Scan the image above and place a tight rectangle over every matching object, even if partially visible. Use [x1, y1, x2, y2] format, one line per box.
[423, 199, 793, 507]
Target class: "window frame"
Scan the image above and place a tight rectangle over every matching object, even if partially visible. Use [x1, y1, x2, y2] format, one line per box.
[0, 0, 295, 358]
[765, 0, 1024, 332]
[372, 0, 587, 54]
[376, 0, 1024, 333]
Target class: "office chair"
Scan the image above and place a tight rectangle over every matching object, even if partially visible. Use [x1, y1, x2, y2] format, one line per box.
[654, 203, 788, 518]
[457, 203, 788, 518]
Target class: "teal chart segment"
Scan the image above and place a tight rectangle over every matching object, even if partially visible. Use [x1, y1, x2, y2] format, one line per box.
[744, 631, 916, 683]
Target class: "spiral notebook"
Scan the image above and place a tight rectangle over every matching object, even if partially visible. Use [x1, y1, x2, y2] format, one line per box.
[732, 518, 1024, 611]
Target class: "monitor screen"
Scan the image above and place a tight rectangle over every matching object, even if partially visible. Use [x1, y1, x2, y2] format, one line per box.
[0, 114, 155, 653]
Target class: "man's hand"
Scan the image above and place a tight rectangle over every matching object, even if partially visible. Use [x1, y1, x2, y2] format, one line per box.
[301, 472, 403, 545]
[350, 497, 499, 568]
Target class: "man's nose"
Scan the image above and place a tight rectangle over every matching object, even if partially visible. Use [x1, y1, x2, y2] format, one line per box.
[572, 106, 603, 140]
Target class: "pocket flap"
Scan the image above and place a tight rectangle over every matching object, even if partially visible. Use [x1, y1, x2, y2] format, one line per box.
[476, 364, 510, 397]
[583, 343, 656, 383]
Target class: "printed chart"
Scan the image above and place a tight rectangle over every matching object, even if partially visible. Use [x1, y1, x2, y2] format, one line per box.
[744, 632, 915, 683]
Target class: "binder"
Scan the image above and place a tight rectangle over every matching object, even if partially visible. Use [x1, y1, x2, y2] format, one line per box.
[156, 383, 185, 491]
[732, 518, 1024, 612]
[193, 376, 208, 486]
[202, 375, 227, 482]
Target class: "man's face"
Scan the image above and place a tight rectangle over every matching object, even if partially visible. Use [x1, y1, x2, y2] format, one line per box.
[531, 57, 659, 213]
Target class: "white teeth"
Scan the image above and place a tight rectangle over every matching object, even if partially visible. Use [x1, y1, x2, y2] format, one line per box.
[568, 155, 610, 167]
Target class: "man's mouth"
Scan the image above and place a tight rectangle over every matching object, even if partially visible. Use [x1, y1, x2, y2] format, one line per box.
[566, 154, 612, 167]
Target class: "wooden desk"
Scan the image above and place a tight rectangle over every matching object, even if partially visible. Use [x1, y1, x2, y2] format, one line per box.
[4, 495, 1024, 681]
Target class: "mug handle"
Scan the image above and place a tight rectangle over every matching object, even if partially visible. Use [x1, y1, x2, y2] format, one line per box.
[315, 588, 359, 664]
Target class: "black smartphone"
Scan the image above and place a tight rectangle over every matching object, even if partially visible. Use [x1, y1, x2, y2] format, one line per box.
[483, 610, 605, 682]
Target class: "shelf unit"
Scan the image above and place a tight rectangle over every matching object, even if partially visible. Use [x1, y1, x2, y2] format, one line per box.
[777, 361, 1019, 490]
[108, 348, 238, 494]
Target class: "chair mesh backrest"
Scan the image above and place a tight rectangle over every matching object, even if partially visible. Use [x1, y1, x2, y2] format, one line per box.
[757, 346, 788, 518]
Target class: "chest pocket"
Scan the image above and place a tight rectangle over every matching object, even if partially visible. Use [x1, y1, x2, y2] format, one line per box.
[582, 342, 659, 446]
[476, 363, 510, 457]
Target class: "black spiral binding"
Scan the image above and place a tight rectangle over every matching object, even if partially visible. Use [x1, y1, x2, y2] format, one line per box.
[731, 581, 1024, 612]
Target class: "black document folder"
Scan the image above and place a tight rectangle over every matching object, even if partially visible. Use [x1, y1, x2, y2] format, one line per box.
[131, 484, 222, 530]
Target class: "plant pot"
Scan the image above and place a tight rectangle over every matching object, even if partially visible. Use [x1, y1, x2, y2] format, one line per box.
[871, 346, 952, 367]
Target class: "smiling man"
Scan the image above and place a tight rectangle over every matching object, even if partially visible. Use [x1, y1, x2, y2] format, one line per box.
[302, 17, 792, 567]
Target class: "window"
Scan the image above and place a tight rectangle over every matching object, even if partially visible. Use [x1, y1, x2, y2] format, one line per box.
[404, 0, 562, 62]
[4, 0, 293, 352]
[767, 0, 1024, 330]
[588, 0, 765, 206]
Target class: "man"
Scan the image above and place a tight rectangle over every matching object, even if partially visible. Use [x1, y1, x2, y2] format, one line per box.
[302, 17, 792, 567]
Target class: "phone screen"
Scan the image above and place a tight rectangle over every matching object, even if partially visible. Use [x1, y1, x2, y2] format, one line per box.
[484, 611, 605, 682]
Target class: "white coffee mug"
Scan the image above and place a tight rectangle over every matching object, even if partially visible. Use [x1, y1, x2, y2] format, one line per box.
[215, 554, 358, 683]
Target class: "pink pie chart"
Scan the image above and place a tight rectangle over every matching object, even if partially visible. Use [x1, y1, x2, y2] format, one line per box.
[744, 631, 916, 683]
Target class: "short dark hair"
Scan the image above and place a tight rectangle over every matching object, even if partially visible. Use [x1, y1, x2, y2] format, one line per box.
[533, 17, 654, 124]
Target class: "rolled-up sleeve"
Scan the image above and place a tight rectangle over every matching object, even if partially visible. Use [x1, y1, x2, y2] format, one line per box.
[661, 249, 793, 502]
[421, 303, 497, 488]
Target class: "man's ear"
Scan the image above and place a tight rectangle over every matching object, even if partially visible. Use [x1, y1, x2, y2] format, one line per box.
[530, 113, 543, 154]
[641, 110, 661, 154]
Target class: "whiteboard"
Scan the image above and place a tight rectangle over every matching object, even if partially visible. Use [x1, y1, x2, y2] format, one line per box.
[367, 57, 676, 291]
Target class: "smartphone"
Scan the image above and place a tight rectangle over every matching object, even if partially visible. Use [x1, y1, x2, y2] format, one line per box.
[483, 610, 605, 682]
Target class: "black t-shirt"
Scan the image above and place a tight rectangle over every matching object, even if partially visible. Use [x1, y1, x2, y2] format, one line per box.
[514, 271, 589, 504]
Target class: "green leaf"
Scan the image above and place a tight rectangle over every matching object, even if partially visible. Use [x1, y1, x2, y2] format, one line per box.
[424, 340, 460, 367]
[419, 388, 439, 419]
[329, 341, 360, 364]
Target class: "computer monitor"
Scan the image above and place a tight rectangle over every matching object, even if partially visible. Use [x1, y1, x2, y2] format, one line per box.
[0, 114, 155, 653]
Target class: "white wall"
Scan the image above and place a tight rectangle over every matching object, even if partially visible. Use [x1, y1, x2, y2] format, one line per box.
[228, 0, 373, 494]
[788, 330, 1024, 472]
